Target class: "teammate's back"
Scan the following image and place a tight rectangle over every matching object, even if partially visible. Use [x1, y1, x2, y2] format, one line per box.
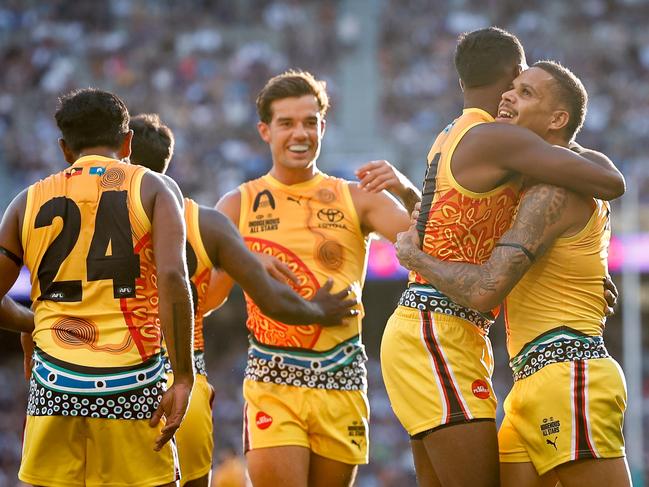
[1, 88, 195, 487]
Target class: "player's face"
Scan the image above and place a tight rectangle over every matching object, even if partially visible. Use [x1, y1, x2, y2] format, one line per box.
[257, 95, 325, 171]
[496, 67, 561, 138]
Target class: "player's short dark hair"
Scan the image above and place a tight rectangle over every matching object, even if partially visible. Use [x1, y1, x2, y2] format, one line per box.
[454, 27, 525, 88]
[129, 113, 175, 174]
[533, 61, 588, 141]
[256, 69, 330, 124]
[55, 88, 130, 152]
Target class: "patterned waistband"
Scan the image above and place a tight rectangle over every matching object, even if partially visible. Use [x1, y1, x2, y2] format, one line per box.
[245, 336, 367, 391]
[510, 326, 609, 381]
[28, 349, 166, 419]
[398, 285, 494, 334]
[163, 350, 207, 377]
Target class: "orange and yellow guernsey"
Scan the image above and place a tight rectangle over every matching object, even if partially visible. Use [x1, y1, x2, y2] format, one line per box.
[21, 156, 164, 419]
[237, 173, 369, 390]
[403, 108, 523, 332]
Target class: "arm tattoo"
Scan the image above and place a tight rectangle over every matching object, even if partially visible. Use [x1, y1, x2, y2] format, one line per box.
[409, 184, 568, 311]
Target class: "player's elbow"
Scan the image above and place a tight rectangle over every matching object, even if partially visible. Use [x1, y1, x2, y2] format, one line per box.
[156, 267, 189, 292]
[595, 170, 626, 201]
[470, 294, 503, 315]
[599, 173, 626, 200]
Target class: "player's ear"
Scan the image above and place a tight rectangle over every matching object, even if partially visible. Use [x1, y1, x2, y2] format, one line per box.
[58, 138, 76, 164]
[550, 109, 569, 132]
[257, 121, 271, 143]
[118, 130, 133, 160]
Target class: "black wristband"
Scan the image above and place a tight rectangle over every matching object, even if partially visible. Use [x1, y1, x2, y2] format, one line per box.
[494, 242, 535, 263]
[0, 246, 23, 267]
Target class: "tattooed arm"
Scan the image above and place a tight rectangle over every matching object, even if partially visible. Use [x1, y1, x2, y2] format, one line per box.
[396, 184, 575, 313]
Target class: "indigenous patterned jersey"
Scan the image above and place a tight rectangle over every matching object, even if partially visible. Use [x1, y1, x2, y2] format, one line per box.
[238, 173, 369, 390]
[184, 198, 213, 375]
[414, 108, 522, 272]
[405, 108, 522, 332]
[505, 199, 611, 380]
[21, 156, 164, 419]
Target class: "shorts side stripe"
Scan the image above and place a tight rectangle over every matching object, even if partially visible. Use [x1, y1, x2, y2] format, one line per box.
[421, 311, 470, 423]
[573, 361, 597, 460]
[419, 311, 449, 422]
[242, 402, 250, 453]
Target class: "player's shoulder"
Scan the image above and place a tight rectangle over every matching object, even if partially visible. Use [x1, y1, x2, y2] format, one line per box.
[465, 121, 538, 145]
[215, 187, 242, 223]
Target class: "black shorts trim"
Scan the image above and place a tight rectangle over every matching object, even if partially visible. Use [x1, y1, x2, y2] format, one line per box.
[410, 417, 495, 440]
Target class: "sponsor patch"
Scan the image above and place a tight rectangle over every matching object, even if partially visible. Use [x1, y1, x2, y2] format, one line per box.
[471, 379, 490, 399]
[256, 411, 273, 430]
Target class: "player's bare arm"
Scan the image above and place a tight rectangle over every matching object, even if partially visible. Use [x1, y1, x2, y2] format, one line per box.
[397, 184, 578, 312]
[348, 183, 412, 242]
[199, 206, 358, 326]
[141, 171, 194, 450]
[355, 160, 421, 214]
[0, 189, 35, 333]
[455, 123, 625, 200]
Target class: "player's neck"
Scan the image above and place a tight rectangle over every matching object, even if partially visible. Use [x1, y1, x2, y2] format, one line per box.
[269, 164, 320, 185]
[73, 147, 122, 163]
[463, 88, 501, 118]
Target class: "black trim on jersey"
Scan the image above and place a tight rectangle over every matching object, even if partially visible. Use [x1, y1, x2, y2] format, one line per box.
[495, 242, 535, 262]
[416, 152, 441, 248]
[0, 246, 22, 267]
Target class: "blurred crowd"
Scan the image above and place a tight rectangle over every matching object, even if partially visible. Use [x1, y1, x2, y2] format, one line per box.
[1, 0, 648, 485]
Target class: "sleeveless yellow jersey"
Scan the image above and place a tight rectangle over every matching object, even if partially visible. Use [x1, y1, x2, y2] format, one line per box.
[413, 108, 522, 282]
[22, 156, 158, 368]
[238, 173, 368, 352]
[504, 199, 610, 360]
[184, 197, 213, 354]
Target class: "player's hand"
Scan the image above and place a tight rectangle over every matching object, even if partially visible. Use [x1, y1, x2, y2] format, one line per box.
[356, 160, 409, 196]
[20, 332, 35, 382]
[149, 378, 193, 451]
[258, 253, 299, 286]
[410, 202, 421, 226]
[603, 275, 618, 317]
[395, 225, 421, 270]
[312, 278, 359, 326]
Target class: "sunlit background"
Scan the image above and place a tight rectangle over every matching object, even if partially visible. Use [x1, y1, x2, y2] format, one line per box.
[0, 1, 647, 485]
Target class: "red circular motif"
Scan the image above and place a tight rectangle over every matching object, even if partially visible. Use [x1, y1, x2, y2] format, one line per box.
[244, 237, 322, 348]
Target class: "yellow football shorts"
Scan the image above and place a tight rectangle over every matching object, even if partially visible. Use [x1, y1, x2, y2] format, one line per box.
[167, 373, 215, 485]
[499, 358, 627, 475]
[19, 415, 178, 487]
[381, 306, 496, 437]
[242, 379, 369, 465]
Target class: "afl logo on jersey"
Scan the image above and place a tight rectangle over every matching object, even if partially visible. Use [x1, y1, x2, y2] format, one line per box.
[253, 190, 276, 212]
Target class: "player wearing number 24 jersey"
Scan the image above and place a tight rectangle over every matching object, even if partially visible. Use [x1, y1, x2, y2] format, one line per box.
[0, 89, 194, 487]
